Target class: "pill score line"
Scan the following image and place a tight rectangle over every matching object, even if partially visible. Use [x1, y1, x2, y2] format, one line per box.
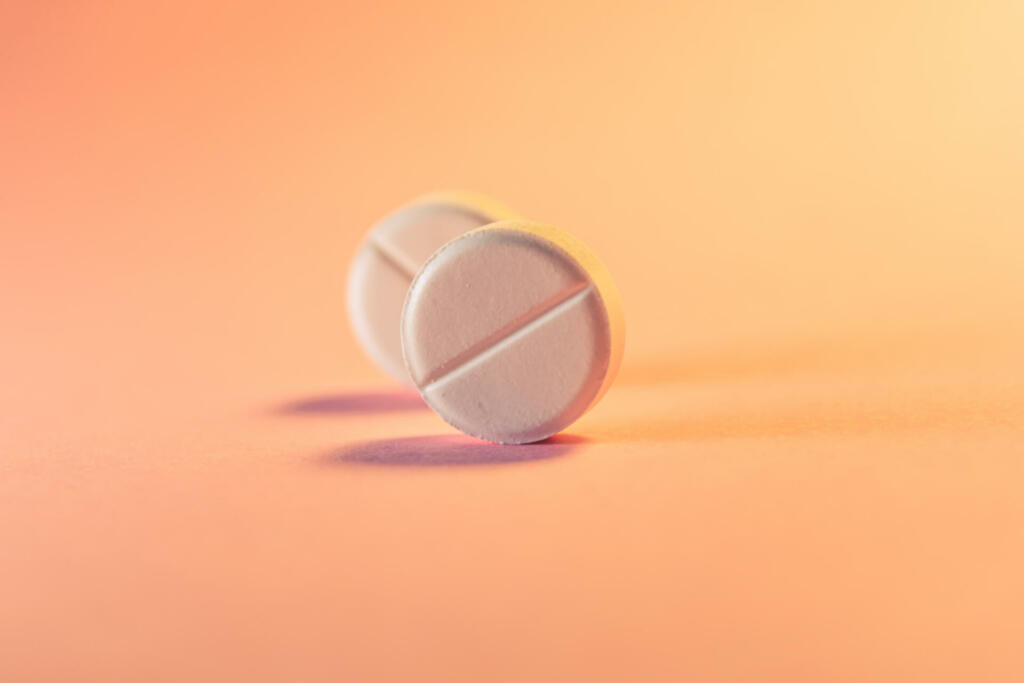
[369, 237, 419, 280]
[419, 281, 594, 392]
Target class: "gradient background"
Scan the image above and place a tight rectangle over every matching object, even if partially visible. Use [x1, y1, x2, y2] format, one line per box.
[2, 1, 1023, 681]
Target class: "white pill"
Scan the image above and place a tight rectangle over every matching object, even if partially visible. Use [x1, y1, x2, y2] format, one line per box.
[347, 192, 517, 384]
[401, 220, 625, 443]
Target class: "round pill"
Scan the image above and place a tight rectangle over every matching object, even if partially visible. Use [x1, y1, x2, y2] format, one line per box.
[347, 192, 518, 384]
[401, 220, 625, 444]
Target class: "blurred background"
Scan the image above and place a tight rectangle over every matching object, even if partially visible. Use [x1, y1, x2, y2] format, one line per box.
[2, 2, 1023, 681]
[4, 0, 1023, 400]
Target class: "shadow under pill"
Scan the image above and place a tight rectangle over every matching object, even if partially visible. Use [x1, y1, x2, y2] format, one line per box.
[320, 433, 585, 467]
[277, 389, 427, 415]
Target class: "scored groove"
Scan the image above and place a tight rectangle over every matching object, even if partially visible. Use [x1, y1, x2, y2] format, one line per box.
[421, 281, 593, 391]
[370, 238, 419, 280]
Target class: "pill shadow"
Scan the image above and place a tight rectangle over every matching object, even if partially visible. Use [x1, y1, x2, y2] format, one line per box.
[278, 389, 427, 415]
[320, 433, 585, 467]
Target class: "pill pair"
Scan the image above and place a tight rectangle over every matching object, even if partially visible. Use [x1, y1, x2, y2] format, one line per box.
[347, 192, 625, 444]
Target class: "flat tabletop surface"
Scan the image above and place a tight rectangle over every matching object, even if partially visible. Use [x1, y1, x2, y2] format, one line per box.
[3, 2, 1023, 681]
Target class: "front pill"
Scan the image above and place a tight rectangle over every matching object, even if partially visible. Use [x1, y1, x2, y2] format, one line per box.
[401, 220, 624, 443]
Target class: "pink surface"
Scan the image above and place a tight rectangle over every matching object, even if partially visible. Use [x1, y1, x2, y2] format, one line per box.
[3, 2, 1024, 681]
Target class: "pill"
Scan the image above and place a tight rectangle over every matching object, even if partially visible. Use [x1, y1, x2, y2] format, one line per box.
[347, 192, 518, 384]
[401, 220, 625, 443]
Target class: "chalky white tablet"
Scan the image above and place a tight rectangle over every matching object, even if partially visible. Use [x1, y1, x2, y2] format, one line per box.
[347, 192, 517, 384]
[401, 220, 625, 443]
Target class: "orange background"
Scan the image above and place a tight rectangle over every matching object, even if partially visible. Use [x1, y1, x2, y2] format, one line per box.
[2, 1, 1023, 681]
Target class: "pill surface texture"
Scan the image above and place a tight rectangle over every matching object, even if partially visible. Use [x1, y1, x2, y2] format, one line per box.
[402, 220, 625, 444]
[347, 193, 517, 384]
